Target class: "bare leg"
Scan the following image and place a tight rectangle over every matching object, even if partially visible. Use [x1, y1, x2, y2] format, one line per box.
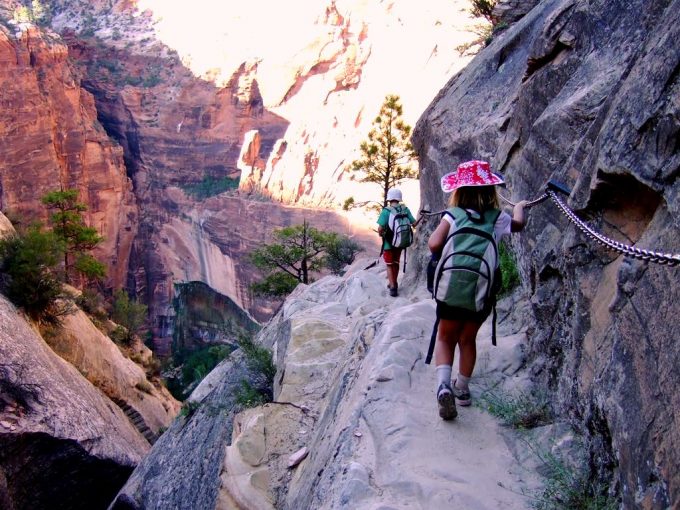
[386, 263, 397, 288]
[457, 321, 482, 377]
[390, 263, 400, 288]
[434, 318, 463, 366]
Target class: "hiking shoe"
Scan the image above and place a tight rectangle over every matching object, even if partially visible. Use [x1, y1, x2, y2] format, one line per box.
[389, 286, 398, 297]
[437, 384, 457, 420]
[452, 381, 471, 407]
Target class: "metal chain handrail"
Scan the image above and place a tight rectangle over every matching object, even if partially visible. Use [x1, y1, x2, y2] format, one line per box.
[547, 190, 680, 267]
[418, 186, 679, 267]
[498, 193, 549, 209]
[419, 192, 547, 217]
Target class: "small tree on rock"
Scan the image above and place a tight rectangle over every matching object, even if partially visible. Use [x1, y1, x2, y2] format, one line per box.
[250, 221, 363, 297]
[111, 289, 148, 345]
[41, 189, 105, 284]
[349, 94, 417, 207]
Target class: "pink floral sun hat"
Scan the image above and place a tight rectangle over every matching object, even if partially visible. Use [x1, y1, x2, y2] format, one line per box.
[440, 160, 505, 192]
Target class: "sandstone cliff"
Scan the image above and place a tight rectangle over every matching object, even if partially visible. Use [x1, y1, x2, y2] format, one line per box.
[412, 0, 680, 507]
[0, 20, 138, 290]
[1, 0, 487, 351]
[47, 306, 180, 436]
[0, 293, 150, 510]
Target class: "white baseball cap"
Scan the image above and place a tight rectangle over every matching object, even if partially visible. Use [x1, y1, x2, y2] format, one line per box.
[386, 188, 402, 202]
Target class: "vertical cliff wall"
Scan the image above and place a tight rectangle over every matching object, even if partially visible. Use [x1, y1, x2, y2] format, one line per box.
[412, 0, 679, 507]
[0, 22, 138, 289]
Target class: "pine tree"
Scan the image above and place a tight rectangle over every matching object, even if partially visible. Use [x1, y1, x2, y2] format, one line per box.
[250, 221, 362, 297]
[349, 95, 417, 207]
[41, 189, 105, 283]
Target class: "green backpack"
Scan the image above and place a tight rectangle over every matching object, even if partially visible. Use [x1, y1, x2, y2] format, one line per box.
[425, 207, 502, 364]
[385, 205, 413, 249]
[433, 207, 501, 310]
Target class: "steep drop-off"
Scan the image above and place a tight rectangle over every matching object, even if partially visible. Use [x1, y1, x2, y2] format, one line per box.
[412, 0, 679, 507]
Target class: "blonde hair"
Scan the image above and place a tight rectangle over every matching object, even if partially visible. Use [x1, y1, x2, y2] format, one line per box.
[449, 185, 500, 211]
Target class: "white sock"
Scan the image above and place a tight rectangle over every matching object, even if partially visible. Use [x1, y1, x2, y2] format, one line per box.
[436, 365, 452, 391]
[455, 374, 471, 391]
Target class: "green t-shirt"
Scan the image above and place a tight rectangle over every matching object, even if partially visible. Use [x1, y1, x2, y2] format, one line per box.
[377, 204, 416, 250]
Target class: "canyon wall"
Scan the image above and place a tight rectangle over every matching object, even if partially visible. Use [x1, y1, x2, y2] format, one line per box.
[112, 263, 546, 510]
[412, 0, 679, 507]
[0, 20, 138, 289]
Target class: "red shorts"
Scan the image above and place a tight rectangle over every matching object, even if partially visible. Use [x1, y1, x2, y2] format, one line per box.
[383, 248, 402, 265]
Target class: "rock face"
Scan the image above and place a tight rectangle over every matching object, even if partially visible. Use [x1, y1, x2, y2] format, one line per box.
[0, 293, 150, 510]
[0, 23, 138, 289]
[110, 263, 543, 509]
[46, 0, 484, 338]
[47, 307, 180, 436]
[412, 0, 680, 507]
[48, 0, 482, 207]
[109, 350, 267, 510]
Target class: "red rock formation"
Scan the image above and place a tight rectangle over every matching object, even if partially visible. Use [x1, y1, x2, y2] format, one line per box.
[0, 25, 137, 289]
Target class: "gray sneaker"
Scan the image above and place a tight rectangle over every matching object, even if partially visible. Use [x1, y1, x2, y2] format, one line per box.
[452, 380, 471, 407]
[437, 384, 457, 420]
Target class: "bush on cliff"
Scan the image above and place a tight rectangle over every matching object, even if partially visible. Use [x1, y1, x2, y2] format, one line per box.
[0, 225, 68, 323]
[111, 289, 148, 345]
[250, 220, 363, 297]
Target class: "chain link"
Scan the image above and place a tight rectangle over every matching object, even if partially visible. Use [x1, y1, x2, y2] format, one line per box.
[547, 190, 680, 267]
[419, 189, 680, 267]
[498, 193, 549, 209]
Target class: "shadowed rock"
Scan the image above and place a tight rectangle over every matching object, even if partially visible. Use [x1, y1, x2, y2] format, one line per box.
[412, 0, 680, 506]
[0, 294, 150, 510]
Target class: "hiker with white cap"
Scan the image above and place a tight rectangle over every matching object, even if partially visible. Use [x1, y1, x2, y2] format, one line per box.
[427, 160, 528, 420]
[377, 188, 420, 297]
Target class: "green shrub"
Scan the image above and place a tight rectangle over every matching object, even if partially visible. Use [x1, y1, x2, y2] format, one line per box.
[237, 335, 276, 385]
[179, 400, 201, 418]
[478, 387, 552, 429]
[109, 325, 130, 345]
[471, 0, 496, 23]
[142, 72, 162, 88]
[325, 237, 364, 275]
[75, 288, 108, 323]
[499, 241, 520, 296]
[532, 448, 619, 510]
[165, 345, 232, 400]
[180, 345, 231, 387]
[112, 289, 148, 343]
[181, 174, 240, 200]
[251, 272, 299, 297]
[235, 380, 269, 408]
[0, 226, 67, 323]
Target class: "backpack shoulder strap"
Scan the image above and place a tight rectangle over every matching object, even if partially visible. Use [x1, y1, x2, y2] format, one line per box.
[485, 208, 502, 225]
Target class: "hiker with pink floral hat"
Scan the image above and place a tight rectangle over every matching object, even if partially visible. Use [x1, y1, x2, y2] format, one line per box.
[427, 160, 528, 420]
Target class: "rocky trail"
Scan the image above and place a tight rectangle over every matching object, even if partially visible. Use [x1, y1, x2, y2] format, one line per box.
[114, 260, 550, 509]
[287, 264, 543, 509]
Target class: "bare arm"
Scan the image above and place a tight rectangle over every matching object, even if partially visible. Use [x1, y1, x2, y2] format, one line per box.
[510, 200, 529, 232]
[428, 220, 449, 254]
